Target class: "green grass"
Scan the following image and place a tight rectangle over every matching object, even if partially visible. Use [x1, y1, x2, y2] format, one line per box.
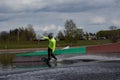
[0, 39, 119, 49]
[0, 41, 48, 49]
[57, 40, 112, 47]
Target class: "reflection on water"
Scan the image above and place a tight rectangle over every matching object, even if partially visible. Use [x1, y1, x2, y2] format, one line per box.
[14, 62, 49, 69]
[0, 54, 49, 71]
[0, 53, 96, 71]
[0, 53, 100, 80]
[0, 53, 15, 71]
[0, 53, 59, 71]
[0, 54, 15, 65]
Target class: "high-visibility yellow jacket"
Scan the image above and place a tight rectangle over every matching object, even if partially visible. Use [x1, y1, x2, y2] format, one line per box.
[43, 36, 56, 53]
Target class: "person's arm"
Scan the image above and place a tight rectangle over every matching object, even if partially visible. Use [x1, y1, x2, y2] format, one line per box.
[52, 39, 56, 53]
[52, 45, 55, 53]
[42, 36, 49, 40]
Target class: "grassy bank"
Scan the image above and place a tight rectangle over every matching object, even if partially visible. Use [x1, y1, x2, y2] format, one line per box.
[0, 41, 48, 49]
[0, 39, 116, 49]
[57, 40, 113, 47]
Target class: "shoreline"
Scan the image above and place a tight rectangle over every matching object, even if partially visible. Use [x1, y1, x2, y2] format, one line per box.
[0, 43, 120, 54]
[0, 47, 63, 54]
[0, 48, 47, 54]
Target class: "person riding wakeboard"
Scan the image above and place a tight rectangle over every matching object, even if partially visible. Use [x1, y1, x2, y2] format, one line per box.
[42, 33, 57, 62]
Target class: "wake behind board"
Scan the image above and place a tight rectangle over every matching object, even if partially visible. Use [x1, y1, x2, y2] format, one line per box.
[41, 57, 57, 67]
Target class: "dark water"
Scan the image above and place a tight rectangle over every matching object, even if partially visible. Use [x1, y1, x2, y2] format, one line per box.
[0, 53, 15, 70]
[0, 53, 96, 72]
[1, 60, 120, 80]
[1, 53, 120, 80]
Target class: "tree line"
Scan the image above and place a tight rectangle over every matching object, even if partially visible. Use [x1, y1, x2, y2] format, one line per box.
[57, 20, 120, 43]
[0, 24, 36, 42]
[57, 20, 84, 42]
[0, 20, 119, 43]
[96, 26, 120, 43]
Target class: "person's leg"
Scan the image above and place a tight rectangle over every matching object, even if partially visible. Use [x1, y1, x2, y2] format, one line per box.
[49, 47, 57, 60]
[51, 52, 57, 66]
[51, 52, 57, 60]
[48, 47, 51, 61]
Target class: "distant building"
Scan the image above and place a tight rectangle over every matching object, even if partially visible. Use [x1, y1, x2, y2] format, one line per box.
[82, 35, 97, 40]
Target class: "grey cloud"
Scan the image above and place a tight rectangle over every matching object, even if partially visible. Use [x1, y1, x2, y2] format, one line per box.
[30, 0, 113, 13]
[114, 0, 120, 7]
[0, 14, 13, 22]
[0, 0, 120, 33]
[0, 0, 119, 13]
[28, 0, 120, 12]
[0, 17, 9, 22]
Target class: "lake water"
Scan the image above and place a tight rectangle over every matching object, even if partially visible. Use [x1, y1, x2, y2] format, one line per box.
[1, 52, 120, 80]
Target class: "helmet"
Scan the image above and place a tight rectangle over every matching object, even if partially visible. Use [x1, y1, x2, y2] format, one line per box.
[48, 33, 53, 39]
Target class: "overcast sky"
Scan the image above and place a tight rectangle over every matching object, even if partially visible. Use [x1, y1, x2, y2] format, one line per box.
[0, 0, 120, 35]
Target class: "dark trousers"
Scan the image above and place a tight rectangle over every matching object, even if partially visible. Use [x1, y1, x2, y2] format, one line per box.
[48, 47, 57, 61]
